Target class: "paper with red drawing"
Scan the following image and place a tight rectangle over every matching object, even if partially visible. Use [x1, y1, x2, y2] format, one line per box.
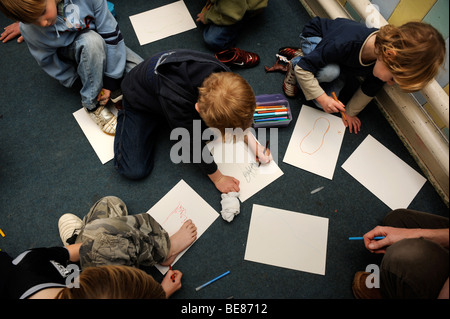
[146, 180, 219, 274]
[283, 105, 346, 179]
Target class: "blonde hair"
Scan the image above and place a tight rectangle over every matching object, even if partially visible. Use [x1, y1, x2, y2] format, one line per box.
[0, 0, 55, 23]
[197, 72, 256, 138]
[56, 265, 167, 299]
[375, 22, 445, 92]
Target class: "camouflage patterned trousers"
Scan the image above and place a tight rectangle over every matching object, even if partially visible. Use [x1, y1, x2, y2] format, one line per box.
[75, 196, 170, 269]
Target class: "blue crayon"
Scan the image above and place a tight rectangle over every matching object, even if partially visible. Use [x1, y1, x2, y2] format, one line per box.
[195, 271, 231, 291]
[349, 236, 385, 240]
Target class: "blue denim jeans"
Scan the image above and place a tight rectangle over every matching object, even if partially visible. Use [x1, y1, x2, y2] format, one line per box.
[114, 53, 165, 180]
[203, 22, 242, 52]
[58, 30, 143, 110]
[291, 35, 345, 107]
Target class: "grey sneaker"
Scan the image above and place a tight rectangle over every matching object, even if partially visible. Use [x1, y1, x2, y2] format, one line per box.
[58, 213, 83, 245]
[85, 104, 117, 136]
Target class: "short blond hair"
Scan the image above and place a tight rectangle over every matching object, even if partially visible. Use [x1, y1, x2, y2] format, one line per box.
[375, 22, 445, 92]
[0, 0, 53, 23]
[197, 72, 256, 137]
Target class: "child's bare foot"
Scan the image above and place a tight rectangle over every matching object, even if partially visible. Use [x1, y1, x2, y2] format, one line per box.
[160, 220, 197, 266]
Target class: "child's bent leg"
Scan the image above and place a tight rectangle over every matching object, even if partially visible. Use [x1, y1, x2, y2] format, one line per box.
[125, 46, 144, 73]
[203, 23, 240, 52]
[82, 196, 129, 225]
[59, 30, 107, 110]
[114, 104, 160, 180]
[77, 213, 171, 268]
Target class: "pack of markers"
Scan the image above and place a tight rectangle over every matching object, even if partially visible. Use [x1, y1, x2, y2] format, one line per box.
[253, 94, 292, 128]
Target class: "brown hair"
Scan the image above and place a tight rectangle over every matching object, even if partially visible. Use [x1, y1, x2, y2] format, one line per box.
[197, 72, 256, 138]
[0, 0, 53, 24]
[56, 265, 167, 299]
[375, 21, 445, 92]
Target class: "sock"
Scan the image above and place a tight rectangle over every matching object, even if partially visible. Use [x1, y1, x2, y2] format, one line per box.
[220, 192, 240, 222]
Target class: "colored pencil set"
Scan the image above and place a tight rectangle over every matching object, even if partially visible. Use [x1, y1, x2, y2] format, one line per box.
[253, 105, 290, 124]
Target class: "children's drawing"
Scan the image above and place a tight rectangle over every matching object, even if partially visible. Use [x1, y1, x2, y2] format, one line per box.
[299, 117, 331, 155]
[242, 162, 259, 183]
[146, 180, 219, 274]
[162, 202, 189, 227]
[206, 135, 283, 202]
[283, 105, 345, 180]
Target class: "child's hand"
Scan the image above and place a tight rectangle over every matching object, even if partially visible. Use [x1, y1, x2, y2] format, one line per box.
[256, 144, 272, 165]
[363, 226, 417, 254]
[161, 269, 183, 298]
[196, 12, 206, 24]
[97, 88, 111, 106]
[316, 93, 346, 114]
[344, 114, 361, 134]
[209, 170, 240, 193]
[215, 175, 240, 193]
[1, 22, 23, 43]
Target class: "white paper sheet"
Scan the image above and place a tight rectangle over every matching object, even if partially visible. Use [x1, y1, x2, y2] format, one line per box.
[342, 135, 427, 210]
[245, 204, 329, 275]
[206, 136, 284, 202]
[129, 1, 197, 46]
[73, 107, 117, 164]
[283, 105, 345, 180]
[146, 180, 219, 274]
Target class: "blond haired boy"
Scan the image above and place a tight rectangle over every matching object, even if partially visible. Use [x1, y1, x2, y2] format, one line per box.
[283, 17, 446, 134]
[114, 49, 270, 193]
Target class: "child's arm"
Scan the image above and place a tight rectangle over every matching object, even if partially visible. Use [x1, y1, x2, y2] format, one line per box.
[202, 0, 248, 26]
[295, 66, 345, 113]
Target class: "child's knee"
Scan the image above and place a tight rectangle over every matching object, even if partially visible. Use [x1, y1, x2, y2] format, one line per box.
[80, 31, 106, 57]
[115, 160, 154, 180]
[316, 64, 340, 83]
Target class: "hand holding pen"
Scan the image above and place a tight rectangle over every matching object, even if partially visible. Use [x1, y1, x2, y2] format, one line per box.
[161, 266, 183, 298]
[258, 140, 271, 167]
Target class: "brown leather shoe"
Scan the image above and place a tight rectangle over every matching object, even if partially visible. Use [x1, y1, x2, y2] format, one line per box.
[352, 271, 383, 299]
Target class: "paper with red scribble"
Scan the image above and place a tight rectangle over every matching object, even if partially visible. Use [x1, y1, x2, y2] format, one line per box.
[146, 180, 219, 274]
[161, 202, 189, 227]
[283, 105, 345, 180]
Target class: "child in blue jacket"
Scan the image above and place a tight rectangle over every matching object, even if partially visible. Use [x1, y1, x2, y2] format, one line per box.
[0, 0, 143, 135]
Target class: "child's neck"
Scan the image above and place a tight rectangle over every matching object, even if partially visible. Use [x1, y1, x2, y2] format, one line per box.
[361, 33, 378, 64]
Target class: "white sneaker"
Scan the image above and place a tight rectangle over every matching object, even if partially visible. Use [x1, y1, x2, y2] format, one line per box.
[85, 105, 117, 136]
[58, 213, 83, 245]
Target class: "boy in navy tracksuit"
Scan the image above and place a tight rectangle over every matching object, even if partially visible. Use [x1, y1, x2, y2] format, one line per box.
[115, 49, 271, 193]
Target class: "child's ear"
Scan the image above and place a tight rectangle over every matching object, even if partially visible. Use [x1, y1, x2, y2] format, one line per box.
[195, 102, 200, 113]
[385, 49, 397, 61]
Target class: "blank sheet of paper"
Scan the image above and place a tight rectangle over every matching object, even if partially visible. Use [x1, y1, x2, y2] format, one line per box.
[245, 204, 329, 275]
[207, 136, 284, 202]
[73, 107, 116, 164]
[146, 180, 219, 274]
[129, 1, 197, 46]
[283, 105, 346, 180]
[342, 135, 427, 210]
